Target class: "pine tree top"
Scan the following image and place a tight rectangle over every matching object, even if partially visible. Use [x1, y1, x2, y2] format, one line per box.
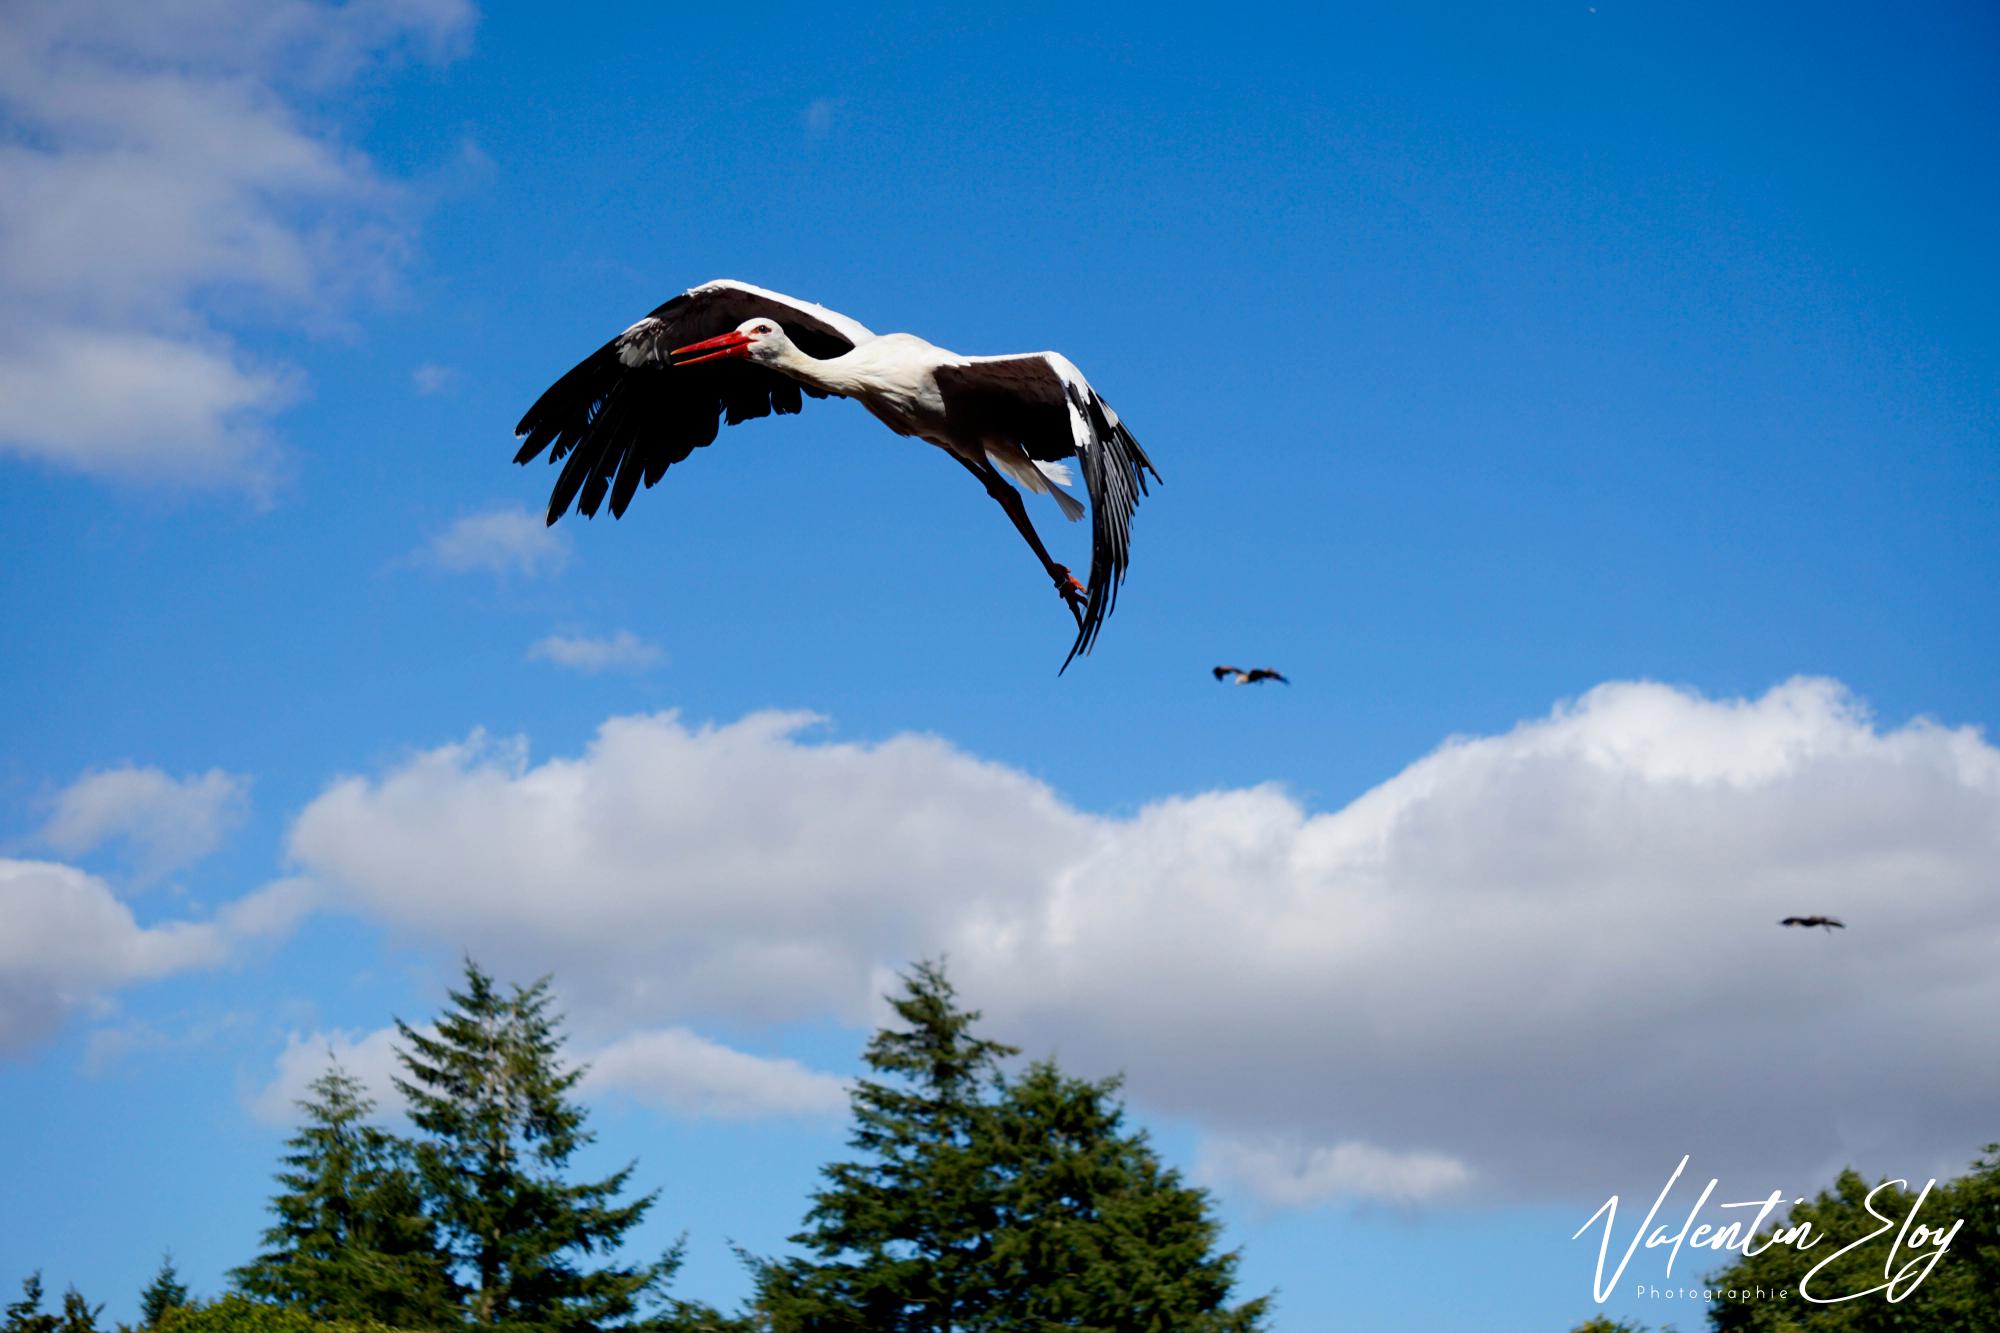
[137, 1255, 188, 1330]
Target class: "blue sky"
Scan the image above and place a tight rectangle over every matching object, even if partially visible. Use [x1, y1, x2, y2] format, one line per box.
[2, 2, 1996, 1330]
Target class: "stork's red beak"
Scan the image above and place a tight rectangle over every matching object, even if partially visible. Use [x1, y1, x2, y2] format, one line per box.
[670, 330, 753, 366]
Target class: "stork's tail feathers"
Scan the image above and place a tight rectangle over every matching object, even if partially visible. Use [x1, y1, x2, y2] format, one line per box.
[1034, 460, 1085, 519]
[991, 451, 1086, 521]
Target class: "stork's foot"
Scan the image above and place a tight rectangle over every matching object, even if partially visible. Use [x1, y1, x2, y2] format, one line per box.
[1052, 566, 1087, 627]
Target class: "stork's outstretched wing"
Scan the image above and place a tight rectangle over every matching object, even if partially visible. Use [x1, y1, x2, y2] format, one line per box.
[514, 280, 874, 522]
[933, 353, 1158, 669]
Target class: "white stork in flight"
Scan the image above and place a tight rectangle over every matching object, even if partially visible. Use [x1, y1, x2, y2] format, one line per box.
[513, 280, 1158, 670]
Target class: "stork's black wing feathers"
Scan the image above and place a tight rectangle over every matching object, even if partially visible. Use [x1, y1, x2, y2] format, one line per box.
[1062, 372, 1157, 668]
[934, 353, 1159, 671]
[1213, 666, 1240, 680]
[514, 280, 872, 522]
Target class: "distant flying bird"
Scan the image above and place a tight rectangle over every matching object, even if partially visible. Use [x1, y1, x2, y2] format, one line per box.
[513, 280, 1158, 670]
[1779, 916, 1845, 932]
[1212, 666, 1289, 685]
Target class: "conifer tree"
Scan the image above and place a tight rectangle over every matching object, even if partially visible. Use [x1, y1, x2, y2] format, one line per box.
[136, 1257, 187, 1330]
[753, 959, 1267, 1332]
[4, 1274, 58, 1333]
[1705, 1142, 2000, 1332]
[985, 1062, 1267, 1332]
[231, 1062, 454, 1325]
[756, 958, 1018, 1332]
[54, 1288, 99, 1333]
[394, 959, 683, 1331]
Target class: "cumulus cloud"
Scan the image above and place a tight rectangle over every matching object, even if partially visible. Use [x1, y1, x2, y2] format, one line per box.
[528, 630, 665, 674]
[583, 1028, 848, 1120]
[289, 711, 1086, 1024]
[0, 331, 298, 491]
[420, 505, 571, 577]
[1199, 1135, 1474, 1209]
[42, 763, 250, 880]
[0, 0, 473, 491]
[252, 1023, 415, 1124]
[280, 679, 2000, 1204]
[0, 859, 228, 1055]
[254, 1021, 845, 1126]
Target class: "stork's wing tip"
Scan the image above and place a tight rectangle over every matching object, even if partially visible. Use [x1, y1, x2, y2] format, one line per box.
[1058, 633, 1087, 675]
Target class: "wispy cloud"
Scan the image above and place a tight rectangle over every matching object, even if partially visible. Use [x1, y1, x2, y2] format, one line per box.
[411, 363, 458, 396]
[82, 1008, 255, 1076]
[419, 505, 570, 577]
[42, 764, 250, 881]
[1198, 1136, 1474, 1209]
[528, 630, 664, 674]
[802, 97, 843, 140]
[0, 0, 474, 493]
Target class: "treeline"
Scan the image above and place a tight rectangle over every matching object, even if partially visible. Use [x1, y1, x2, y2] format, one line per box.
[4, 1264, 186, 1333]
[10, 959, 1267, 1333]
[1568, 1142, 2000, 1333]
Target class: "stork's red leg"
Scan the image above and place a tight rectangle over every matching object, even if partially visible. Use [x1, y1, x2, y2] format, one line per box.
[952, 455, 1087, 628]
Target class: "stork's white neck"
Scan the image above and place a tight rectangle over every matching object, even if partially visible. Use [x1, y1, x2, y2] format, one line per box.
[762, 337, 870, 398]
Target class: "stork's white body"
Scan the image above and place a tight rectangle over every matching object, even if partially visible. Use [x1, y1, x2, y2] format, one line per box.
[517, 279, 1156, 668]
[738, 331, 1085, 518]
[787, 333, 961, 438]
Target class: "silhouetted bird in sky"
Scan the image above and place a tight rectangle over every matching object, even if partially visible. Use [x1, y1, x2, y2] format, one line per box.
[1213, 666, 1288, 685]
[1779, 915, 1845, 932]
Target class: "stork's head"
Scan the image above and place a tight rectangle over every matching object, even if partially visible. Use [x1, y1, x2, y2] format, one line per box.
[669, 318, 788, 367]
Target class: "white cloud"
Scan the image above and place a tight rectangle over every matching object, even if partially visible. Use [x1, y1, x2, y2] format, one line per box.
[252, 1023, 415, 1124]
[289, 711, 1085, 1025]
[280, 679, 2000, 1204]
[583, 1028, 848, 1120]
[0, 0, 473, 491]
[1199, 1135, 1474, 1209]
[254, 1021, 844, 1126]
[0, 858, 228, 1055]
[42, 763, 250, 880]
[0, 330, 297, 493]
[421, 505, 571, 577]
[0, 858, 310, 1060]
[528, 630, 665, 673]
[215, 875, 321, 940]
